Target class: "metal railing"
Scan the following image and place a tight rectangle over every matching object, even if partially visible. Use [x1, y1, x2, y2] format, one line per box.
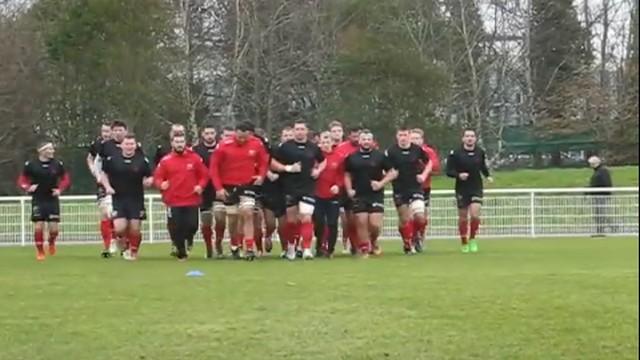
[0, 187, 637, 246]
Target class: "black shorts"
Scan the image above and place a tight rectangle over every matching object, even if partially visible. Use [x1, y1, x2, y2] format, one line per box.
[339, 191, 354, 211]
[112, 197, 147, 220]
[352, 193, 385, 214]
[199, 185, 216, 212]
[393, 191, 425, 208]
[284, 193, 316, 209]
[223, 184, 257, 206]
[261, 193, 286, 218]
[31, 199, 60, 223]
[423, 188, 431, 207]
[456, 191, 483, 209]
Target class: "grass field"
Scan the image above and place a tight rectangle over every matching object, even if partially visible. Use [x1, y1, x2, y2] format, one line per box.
[430, 165, 638, 189]
[0, 237, 637, 360]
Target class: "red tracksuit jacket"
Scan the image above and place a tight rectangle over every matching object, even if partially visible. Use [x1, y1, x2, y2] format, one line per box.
[315, 150, 344, 200]
[210, 135, 269, 190]
[153, 149, 209, 207]
[421, 144, 441, 190]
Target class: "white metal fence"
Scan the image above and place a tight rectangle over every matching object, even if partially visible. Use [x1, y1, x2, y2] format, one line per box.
[0, 187, 637, 246]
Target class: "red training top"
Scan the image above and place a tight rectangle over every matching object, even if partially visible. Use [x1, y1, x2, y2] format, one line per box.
[153, 149, 209, 207]
[210, 135, 269, 190]
[421, 144, 441, 189]
[315, 149, 344, 199]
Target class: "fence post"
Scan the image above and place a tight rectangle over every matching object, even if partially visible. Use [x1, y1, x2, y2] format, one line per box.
[148, 196, 154, 244]
[20, 197, 26, 246]
[530, 191, 536, 237]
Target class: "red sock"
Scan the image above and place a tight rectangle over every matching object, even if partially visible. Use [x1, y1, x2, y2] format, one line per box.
[414, 218, 427, 238]
[285, 222, 298, 246]
[399, 222, 414, 248]
[244, 237, 255, 251]
[34, 229, 44, 253]
[48, 230, 59, 246]
[294, 223, 301, 248]
[300, 222, 313, 250]
[100, 220, 112, 249]
[359, 234, 370, 254]
[459, 219, 469, 245]
[255, 228, 263, 252]
[129, 231, 142, 254]
[201, 225, 213, 252]
[231, 234, 242, 249]
[470, 218, 480, 239]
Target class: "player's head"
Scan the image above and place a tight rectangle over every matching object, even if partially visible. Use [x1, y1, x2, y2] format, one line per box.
[293, 120, 308, 142]
[255, 127, 267, 139]
[462, 128, 477, 147]
[111, 120, 128, 142]
[100, 123, 112, 141]
[37, 141, 55, 159]
[222, 125, 235, 140]
[122, 134, 138, 156]
[348, 125, 362, 145]
[201, 123, 216, 145]
[588, 155, 602, 169]
[329, 120, 344, 144]
[319, 131, 333, 152]
[396, 126, 411, 148]
[359, 129, 374, 151]
[171, 133, 187, 153]
[170, 123, 186, 139]
[281, 126, 294, 142]
[310, 130, 320, 144]
[410, 128, 424, 146]
[235, 121, 253, 144]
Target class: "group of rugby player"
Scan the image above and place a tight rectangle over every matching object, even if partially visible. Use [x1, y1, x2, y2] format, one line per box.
[18, 118, 492, 262]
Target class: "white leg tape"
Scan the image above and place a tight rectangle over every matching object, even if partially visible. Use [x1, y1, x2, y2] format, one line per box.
[410, 199, 425, 215]
[299, 201, 315, 216]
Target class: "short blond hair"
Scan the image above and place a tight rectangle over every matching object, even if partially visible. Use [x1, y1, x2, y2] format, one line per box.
[410, 128, 424, 137]
[328, 120, 343, 130]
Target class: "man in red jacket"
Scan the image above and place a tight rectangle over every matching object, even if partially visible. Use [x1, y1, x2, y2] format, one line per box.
[313, 133, 343, 257]
[154, 133, 209, 261]
[411, 128, 441, 252]
[210, 121, 269, 261]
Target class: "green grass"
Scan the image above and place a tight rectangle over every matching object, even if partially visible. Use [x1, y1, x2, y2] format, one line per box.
[0, 237, 637, 360]
[430, 166, 638, 189]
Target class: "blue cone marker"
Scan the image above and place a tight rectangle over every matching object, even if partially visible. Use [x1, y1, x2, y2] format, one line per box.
[186, 270, 205, 277]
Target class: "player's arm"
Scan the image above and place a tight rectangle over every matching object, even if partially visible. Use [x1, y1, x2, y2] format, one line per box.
[17, 162, 35, 193]
[426, 146, 441, 175]
[86, 142, 99, 175]
[56, 162, 71, 194]
[480, 150, 491, 178]
[255, 144, 270, 181]
[343, 157, 355, 197]
[153, 159, 169, 190]
[209, 147, 224, 191]
[270, 146, 300, 173]
[142, 157, 154, 187]
[418, 148, 432, 181]
[445, 150, 459, 178]
[380, 156, 398, 186]
[100, 158, 116, 194]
